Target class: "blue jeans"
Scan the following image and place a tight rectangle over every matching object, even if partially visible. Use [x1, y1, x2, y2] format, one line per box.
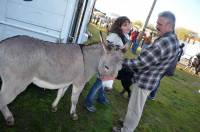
[149, 74, 165, 98]
[131, 40, 139, 54]
[141, 43, 149, 52]
[149, 81, 160, 98]
[85, 78, 107, 107]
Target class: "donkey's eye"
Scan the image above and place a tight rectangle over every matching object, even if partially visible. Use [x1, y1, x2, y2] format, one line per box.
[104, 65, 109, 71]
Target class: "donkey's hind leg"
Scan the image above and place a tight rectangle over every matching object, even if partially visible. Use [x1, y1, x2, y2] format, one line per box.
[0, 78, 30, 126]
[51, 85, 70, 112]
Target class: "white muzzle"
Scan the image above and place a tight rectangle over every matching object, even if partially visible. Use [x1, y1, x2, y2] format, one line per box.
[102, 80, 114, 90]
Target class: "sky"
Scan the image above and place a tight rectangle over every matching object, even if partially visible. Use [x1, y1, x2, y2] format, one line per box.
[95, 0, 200, 35]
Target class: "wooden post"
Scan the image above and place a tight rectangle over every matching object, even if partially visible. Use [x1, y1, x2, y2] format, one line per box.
[141, 0, 157, 47]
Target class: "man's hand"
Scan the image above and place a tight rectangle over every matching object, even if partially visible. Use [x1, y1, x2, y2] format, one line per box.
[123, 58, 135, 66]
[123, 58, 130, 65]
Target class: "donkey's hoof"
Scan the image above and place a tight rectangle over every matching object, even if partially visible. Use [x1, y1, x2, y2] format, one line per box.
[51, 106, 58, 112]
[71, 113, 78, 120]
[6, 116, 14, 126]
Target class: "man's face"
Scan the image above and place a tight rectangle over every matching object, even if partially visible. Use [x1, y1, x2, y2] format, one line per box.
[156, 17, 172, 36]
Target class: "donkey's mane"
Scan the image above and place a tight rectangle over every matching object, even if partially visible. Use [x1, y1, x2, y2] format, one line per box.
[0, 35, 22, 43]
[0, 35, 103, 49]
[0, 35, 58, 45]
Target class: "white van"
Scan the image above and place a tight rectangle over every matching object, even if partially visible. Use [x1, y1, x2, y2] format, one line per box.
[182, 42, 200, 59]
[0, 0, 96, 43]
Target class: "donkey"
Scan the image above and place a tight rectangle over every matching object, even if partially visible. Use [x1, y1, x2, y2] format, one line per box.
[185, 55, 200, 75]
[0, 35, 123, 126]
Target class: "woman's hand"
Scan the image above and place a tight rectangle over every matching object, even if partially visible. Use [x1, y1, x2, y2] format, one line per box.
[120, 43, 129, 53]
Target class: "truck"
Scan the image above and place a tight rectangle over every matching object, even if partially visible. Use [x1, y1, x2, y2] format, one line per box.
[0, 0, 96, 43]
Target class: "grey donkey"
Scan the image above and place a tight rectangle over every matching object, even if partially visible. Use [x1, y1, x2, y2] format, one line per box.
[0, 34, 123, 126]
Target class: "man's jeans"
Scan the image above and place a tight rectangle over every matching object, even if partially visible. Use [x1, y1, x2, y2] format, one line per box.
[149, 81, 160, 98]
[149, 73, 165, 99]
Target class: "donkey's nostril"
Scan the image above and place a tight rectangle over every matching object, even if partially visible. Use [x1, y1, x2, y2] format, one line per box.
[104, 65, 109, 71]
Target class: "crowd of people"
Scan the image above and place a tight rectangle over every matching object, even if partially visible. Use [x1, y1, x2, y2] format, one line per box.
[87, 11, 185, 132]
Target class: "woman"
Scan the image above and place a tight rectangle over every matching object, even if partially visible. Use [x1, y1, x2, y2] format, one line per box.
[85, 16, 131, 112]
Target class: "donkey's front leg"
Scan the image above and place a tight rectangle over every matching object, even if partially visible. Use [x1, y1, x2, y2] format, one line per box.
[70, 85, 84, 120]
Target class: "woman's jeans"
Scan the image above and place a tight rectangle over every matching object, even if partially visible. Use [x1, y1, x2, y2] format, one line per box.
[85, 78, 107, 107]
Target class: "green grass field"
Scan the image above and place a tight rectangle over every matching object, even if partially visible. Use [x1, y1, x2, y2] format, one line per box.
[0, 23, 200, 132]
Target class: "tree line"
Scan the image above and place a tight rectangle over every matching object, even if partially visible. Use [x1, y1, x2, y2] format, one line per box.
[132, 20, 200, 43]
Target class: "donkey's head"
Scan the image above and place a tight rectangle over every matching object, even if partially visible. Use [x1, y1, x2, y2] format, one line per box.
[97, 31, 123, 87]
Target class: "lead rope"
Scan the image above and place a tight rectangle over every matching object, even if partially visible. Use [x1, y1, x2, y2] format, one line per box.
[79, 44, 85, 72]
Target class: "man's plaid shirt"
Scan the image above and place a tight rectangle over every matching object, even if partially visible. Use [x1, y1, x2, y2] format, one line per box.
[124, 32, 180, 91]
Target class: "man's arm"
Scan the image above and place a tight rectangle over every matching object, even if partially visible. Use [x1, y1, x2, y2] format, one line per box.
[124, 45, 162, 71]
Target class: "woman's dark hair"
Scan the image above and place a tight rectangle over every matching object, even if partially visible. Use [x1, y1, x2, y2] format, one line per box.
[109, 16, 130, 44]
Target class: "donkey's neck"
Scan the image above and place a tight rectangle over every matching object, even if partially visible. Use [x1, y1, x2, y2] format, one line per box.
[82, 44, 103, 80]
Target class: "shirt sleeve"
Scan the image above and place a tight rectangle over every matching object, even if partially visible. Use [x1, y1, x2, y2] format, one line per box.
[124, 44, 162, 70]
[106, 33, 124, 47]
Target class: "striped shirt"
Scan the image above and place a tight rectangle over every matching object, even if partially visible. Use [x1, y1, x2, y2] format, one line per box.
[124, 32, 180, 91]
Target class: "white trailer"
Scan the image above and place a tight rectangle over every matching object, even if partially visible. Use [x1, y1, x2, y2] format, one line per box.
[0, 0, 96, 43]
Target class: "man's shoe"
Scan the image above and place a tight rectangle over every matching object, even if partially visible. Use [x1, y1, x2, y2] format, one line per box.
[148, 96, 155, 100]
[85, 105, 96, 112]
[112, 126, 121, 132]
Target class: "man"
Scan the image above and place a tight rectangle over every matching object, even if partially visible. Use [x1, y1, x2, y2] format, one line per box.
[148, 43, 185, 100]
[113, 11, 180, 132]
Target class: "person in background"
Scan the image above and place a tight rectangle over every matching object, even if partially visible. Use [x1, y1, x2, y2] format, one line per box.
[113, 11, 180, 132]
[130, 30, 139, 54]
[95, 16, 100, 25]
[85, 16, 131, 112]
[141, 32, 153, 52]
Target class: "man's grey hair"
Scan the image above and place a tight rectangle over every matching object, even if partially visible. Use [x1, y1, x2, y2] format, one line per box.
[159, 11, 176, 29]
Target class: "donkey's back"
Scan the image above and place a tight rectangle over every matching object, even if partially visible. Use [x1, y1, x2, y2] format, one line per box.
[0, 36, 84, 88]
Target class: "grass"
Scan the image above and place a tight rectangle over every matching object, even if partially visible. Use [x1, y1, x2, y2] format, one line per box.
[86, 23, 109, 45]
[0, 23, 200, 132]
[139, 69, 200, 132]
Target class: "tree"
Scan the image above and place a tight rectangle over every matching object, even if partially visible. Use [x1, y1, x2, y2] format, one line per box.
[176, 28, 198, 43]
[147, 24, 156, 32]
[132, 20, 143, 29]
[176, 28, 189, 41]
[197, 37, 200, 42]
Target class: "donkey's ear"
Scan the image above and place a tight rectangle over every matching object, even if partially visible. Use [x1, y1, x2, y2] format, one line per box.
[99, 31, 108, 53]
[99, 31, 104, 43]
